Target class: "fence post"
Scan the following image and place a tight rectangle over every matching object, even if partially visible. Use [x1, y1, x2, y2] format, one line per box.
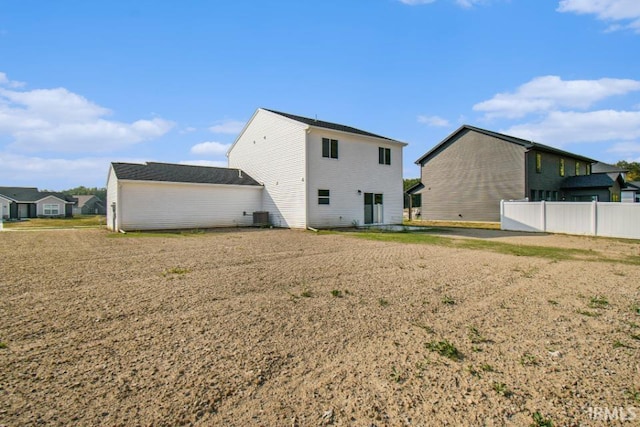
[540, 200, 546, 232]
[591, 201, 597, 236]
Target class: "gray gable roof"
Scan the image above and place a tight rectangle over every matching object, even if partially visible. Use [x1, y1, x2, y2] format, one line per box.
[592, 162, 628, 173]
[0, 186, 73, 203]
[560, 173, 617, 189]
[111, 162, 262, 186]
[416, 125, 595, 165]
[263, 108, 401, 143]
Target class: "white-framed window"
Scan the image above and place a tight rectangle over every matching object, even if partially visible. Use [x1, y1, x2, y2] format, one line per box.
[43, 204, 60, 215]
[318, 189, 330, 205]
[379, 147, 391, 165]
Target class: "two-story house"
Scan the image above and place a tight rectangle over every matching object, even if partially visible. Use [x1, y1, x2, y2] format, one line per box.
[410, 125, 621, 222]
[107, 108, 406, 231]
[228, 108, 406, 228]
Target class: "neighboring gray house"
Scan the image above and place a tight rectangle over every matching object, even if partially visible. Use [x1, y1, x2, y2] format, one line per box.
[411, 125, 608, 222]
[622, 181, 640, 203]
[0, 187, 75, 219]
[72, 195, 106, 215]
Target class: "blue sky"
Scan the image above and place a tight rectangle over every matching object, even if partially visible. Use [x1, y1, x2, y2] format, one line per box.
[1, 0, 639, 190]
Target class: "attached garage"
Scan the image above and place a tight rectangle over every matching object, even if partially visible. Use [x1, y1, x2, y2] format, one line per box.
[107, 162, 263, 231]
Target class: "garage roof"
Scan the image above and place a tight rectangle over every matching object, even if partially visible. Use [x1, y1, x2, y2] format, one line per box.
[111, 162, 262, 186]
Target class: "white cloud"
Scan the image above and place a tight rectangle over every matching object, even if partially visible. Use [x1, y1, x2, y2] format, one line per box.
[607, 141, 640, 154]
[208, 119, 245, 134]
[473, 75, 640, 118]
[0, 152, 111, 188]
[558, 0, 640, 32]
[501, 110, 640, 145]
[0, 84, 174, 153]
[189, 141, 231, 156]
[0, 72, 25, 88]
[179, 160, 228, 168]
[417, 115, 450, 127]
[180, 126, 197, 134]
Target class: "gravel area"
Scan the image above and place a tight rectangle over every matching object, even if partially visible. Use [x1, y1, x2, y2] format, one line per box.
[1, 228, 639, 426]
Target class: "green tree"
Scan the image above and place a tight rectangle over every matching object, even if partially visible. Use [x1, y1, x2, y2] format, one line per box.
[59, 186, 107, 200]
[615, 161, 640, 181]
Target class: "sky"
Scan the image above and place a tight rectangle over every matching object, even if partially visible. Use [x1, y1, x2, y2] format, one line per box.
[1, 0, 639, 190]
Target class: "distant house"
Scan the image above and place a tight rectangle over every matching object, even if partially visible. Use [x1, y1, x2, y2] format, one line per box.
[108, 108, 406, 231]
[0, 187, 75, 219]
[622, 181, 640, 203]
[107, 162, 263, 231]
[72, 195, 106, 215]
[228, 108, 406, 228]
[410, 125, 621, 222]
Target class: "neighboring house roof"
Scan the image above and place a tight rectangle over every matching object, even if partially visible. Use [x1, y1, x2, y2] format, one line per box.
[592, 162, 628, 173]
[560, 173, 622, 189]
[111, 162, 262, 186]
[415, 125, 596, 165]
[263, 108, 405, 144]
[0, 186, 74, 203]
[622, 181, 640, 191]
[405, 182, 424, 194]
[72, 195, 102, 208]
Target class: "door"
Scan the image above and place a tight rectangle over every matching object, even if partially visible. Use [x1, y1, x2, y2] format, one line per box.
[364, 193, 383, 224]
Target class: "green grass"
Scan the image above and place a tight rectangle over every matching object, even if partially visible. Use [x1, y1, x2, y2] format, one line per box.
[0, 342, 7, 349]
[530, 412, 554, 427]
[588, 295, 609, 309]
[378, 298, 389, 307]
[331, 290, 343, 298]
[345, 231, 640, 265]
[468, 326, 490, 344]
[520, 353, 540, 366]
[425, 339, 462, 361]
[441, 295, 456, 305]
[162, 267, 190, 277]
[301, 290, 312, 298]
[4, 215, 105, 229]
[492, 382, 512, 397]
[576, 309, 601, 317]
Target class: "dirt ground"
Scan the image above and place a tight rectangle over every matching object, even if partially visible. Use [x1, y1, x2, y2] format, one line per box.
[1, 228, 639, 426]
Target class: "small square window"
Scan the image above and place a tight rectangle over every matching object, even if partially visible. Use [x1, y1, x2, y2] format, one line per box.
[322, 138, 338, 159]
[318, 189, 330, 205]
[378, 147, 391, 165]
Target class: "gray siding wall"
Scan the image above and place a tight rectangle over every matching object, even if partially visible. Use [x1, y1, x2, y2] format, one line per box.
[526, 151, 590, 200]
[419, 130, 525, 222]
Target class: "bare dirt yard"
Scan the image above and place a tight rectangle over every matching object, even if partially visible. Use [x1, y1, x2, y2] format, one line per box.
[1, 228, 639, 426]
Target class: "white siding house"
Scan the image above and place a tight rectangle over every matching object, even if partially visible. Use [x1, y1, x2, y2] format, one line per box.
[0, 195, 10, 219]
[229, 108, 406, 228]
[107, 162, 263, 231]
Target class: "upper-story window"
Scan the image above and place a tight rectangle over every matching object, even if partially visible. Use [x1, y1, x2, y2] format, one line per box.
[379, 147, 391, 165]
[575, 161, 581, 176]
[322, 138, 338, 159]
[559, 158, 565, 177]
[535, 153, 542, 173]
[586, 163, 591, 175]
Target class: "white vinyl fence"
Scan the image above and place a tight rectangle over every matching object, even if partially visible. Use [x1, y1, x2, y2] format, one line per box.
[501, 200, 640, 240]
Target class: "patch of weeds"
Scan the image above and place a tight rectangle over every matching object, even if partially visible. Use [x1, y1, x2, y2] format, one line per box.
[520, 353, 540, 366]
[530, 411, 554, 427]
[576, 309, 600, 317]
[626, 387, 640, 403]
[547, 299, 559, 306]
[344, 289, 352, 295]
[425, 339, 462, 361]
[499, 301, 510, 309]
[480, 363, 494, 372]
[613, 340, 632, 349]
[162, 266, 190, 277]
[630, 333, 640, 341]
[441, 295, 455, 305]
[468, 326, 490, 344]
[389, 366, 406, 383]
[466, 365, 481, 378]
[588, 295, 609, 309]
[492, 382, 512, 397]
[0, 342, 7, 349]
[471, 346, 483, 353]
[631, 303, 640, 315]
[331, 290, 343, 298]
[378, 298, 389, 307]
[301, 290, 312, 298]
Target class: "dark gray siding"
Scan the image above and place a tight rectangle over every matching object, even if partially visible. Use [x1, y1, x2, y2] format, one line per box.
[526, 151, 591, 201]
[419, 129, 525, 221]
